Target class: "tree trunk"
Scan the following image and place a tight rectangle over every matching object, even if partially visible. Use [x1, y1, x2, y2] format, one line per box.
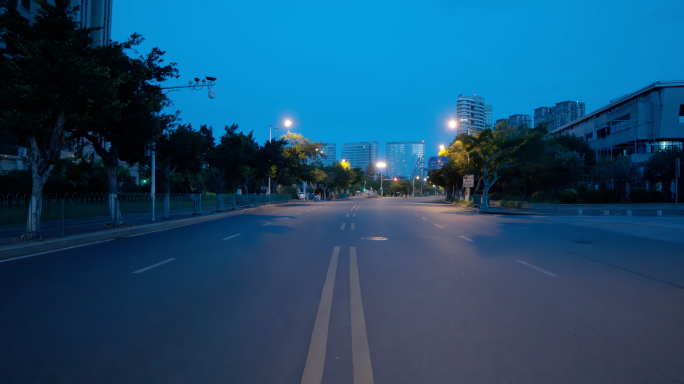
[26, 173, 47, 238]
[25, 111, 66, 238]
[164, 170, 171, 219]
[105, 160, 122, 224]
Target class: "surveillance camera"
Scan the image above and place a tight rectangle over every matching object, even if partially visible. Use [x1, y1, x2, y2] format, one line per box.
[206, 76, 217, 81]
[194, 78, 200, 83]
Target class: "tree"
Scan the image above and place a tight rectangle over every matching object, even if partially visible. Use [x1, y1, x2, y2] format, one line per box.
[154, 123, 206, 217]
[454, 122, 541, 208]
[0, 0, 111, 237]
[643, 148, 682, 200]
[75, 33, 178, 223]
[204, 124, 258, 208]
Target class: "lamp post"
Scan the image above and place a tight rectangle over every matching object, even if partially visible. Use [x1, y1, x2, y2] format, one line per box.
[267, 119, 293, 194]
[377, 162, 386, 197]
[151, 77, 217, 221]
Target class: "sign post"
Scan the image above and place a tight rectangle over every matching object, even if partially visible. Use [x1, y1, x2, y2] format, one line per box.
[463, 175, 474, 203]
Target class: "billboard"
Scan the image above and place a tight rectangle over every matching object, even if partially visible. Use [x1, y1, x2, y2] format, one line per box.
[427, 156, 449, 170]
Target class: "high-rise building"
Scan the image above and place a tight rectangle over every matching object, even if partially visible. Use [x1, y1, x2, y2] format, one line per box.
[341, 142, 378, 170]
[456, 94, 487, 135]
[10, 1, 113, 46]
[534, 101, 586, 130]
[386, 141, 426, 179]
[508, 114, 533, 128]
[484, 105, 493, 129]
[318, 143, 336, 167]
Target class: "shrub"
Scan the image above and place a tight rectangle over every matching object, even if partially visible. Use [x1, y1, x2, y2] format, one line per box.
[488, 193, 503, 201]
[630, 189, 650, 203]
[601, 189, 617, 203]
[531, 191, 550, 201]
[580, 189, 602, 204]
[559, 189, 578, 204]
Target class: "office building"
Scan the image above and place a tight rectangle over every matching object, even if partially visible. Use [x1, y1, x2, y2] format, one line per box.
[551, 81, 684, 165]
[386, 141, 426, 179]
[508, 114, 533, 128]
[341, 142, 378, 170]
[534, 100, 586, 130]
[318, 143, 336, 167]
[456, 94, 487, 135]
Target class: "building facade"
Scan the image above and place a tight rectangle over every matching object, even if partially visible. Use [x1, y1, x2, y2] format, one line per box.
[534, 101, 586, 130]
[551, 81, 684, 165]
[386, 141, 425, 179]
[456, 94, 487, 135]
[10, 0, 113, 46]
[484, 105, 493, 129]
[341, 142, 378, 170]
[508, 114, 533, 128]
[318, 143, 336, 167]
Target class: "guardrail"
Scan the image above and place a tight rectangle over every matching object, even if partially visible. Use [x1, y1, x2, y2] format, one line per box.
[0, 193, 290, 243]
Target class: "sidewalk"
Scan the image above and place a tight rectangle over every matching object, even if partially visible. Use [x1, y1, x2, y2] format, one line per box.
[0, 201, 304, 262]
[444, 199, 684, 244]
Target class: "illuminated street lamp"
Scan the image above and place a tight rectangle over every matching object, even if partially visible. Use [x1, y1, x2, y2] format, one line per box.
[268, 118, 294, 194]
[413, 175, 419, 196]
[448, 120, 457, 129]
[376, 162, 386, 197]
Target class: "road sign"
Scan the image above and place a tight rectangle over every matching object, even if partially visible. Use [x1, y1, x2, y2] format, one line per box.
[463, 175, 474, 188]
[428, 156, 449, 170]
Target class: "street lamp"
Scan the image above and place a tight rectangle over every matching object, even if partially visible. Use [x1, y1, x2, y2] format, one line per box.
[449, 120, 457, 129]
[376, 162, 386, 197]
[267, 118, 294, 194]
[413, 175, 419, 196]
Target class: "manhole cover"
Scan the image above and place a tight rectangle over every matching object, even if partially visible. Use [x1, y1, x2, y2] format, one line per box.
[361, 237, 388, 241]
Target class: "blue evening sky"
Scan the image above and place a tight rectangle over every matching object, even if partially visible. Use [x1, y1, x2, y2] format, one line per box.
[112, 0, 684, 160]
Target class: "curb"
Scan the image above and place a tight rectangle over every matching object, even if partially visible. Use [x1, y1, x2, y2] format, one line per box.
[0, 202, 291, 262]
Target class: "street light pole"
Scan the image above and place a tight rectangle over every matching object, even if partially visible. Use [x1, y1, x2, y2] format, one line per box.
[376, 162, 386, 197]
[267, 119, 293, 195]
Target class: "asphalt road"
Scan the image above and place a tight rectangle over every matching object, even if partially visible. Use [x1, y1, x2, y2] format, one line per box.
[1, 197, 683, 383]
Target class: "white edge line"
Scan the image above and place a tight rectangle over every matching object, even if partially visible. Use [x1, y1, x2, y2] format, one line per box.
[421, 217, 427, 220]
[132, 258, 176, 274]
[516, 260, 558, 277]
[434, 224, 443, 228]
[222, 234, 241, 240]
[459, 236, 475, 243]
[0, 239, 114, 263]
[262, 223, 271, 226]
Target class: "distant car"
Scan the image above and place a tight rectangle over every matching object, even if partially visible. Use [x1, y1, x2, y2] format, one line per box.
[298, 193, 306, 200]
[356, 191, 361, 194]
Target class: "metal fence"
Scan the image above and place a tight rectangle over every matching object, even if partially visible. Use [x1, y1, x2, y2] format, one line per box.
[0, 193, 290, 243]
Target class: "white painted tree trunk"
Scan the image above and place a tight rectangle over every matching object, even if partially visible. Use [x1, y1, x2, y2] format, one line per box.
[108, 193, 122, 224]
[164, 193, 170, 219]
[217, 194, 224, 211]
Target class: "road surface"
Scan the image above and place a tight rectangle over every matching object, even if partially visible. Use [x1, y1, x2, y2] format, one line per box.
[1, 197, 683, 383]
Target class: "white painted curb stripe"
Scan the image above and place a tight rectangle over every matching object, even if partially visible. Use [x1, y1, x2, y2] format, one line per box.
[0, 239, 114, 264]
